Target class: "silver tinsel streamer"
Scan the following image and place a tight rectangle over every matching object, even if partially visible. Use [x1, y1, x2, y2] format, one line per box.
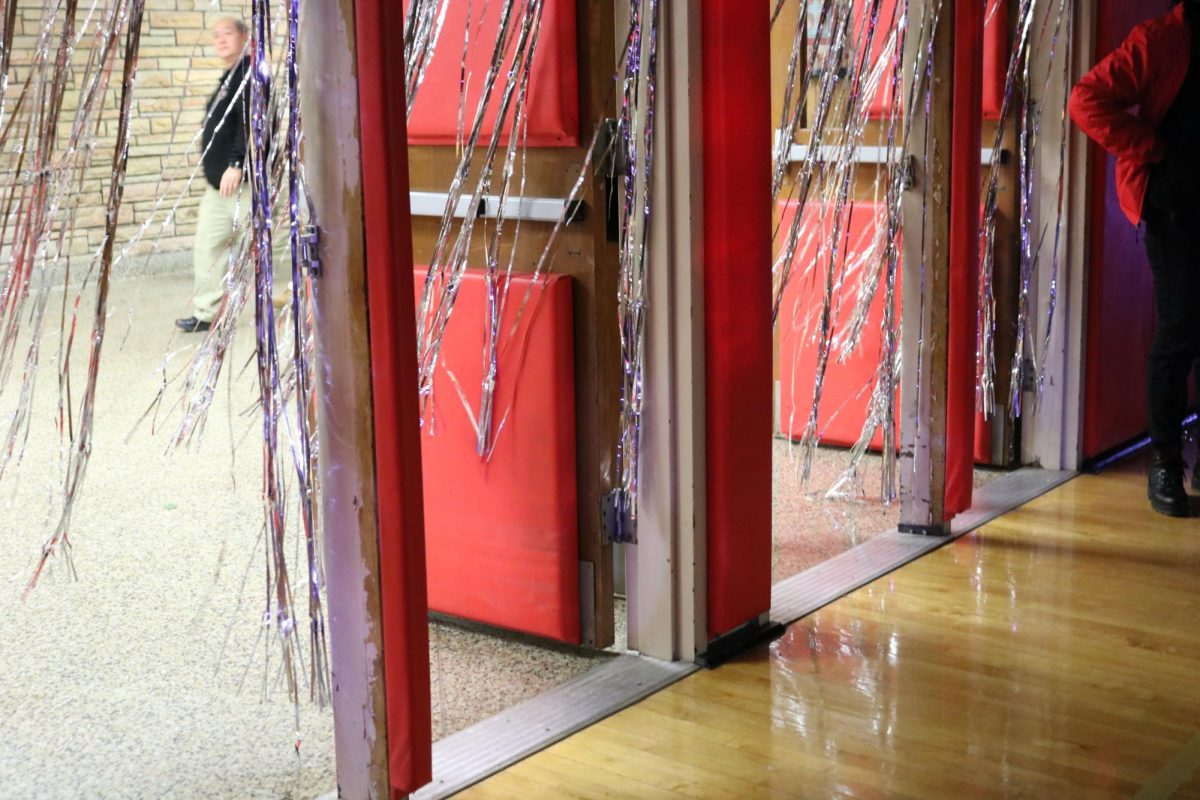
[414, 0, 545, 458]
[404, 0, 450, 118]
[978, 0, 1036, 417]
[0, 0, 145, 591]
[151, 0, 327, 713]
[772, 0, 943, 504]
[407, 0, 626, 472]
[978, 0, 1073, 420]
[138, 0, 328, 713]
[0, 0, 325, 721]
[239, 0, 327, 712]
[282, 0, 327, 708]
[607, 0, 660, 542]
[402, 1, 656, 541]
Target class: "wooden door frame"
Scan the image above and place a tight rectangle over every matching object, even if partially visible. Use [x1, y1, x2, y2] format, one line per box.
[898, 0, 955, 532]
[1018, 0, 1092, 471]
[304, 0, 432, 796]
[629, 0, 776, 662]
[627, 0, 708, 662]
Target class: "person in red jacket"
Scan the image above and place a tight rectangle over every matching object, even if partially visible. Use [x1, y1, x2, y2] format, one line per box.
[1070, 0, 1199, 517]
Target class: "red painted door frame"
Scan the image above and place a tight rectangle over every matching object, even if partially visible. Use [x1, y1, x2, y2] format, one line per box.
[946, 0, 985, 516]
[701, 0, 774, 642]
[354, 0, 433, 794]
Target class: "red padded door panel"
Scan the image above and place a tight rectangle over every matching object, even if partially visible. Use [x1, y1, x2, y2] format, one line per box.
[416, 269, 581, 643]
[778, 202, 898, 450]
[357, 1, 433, 790]
[858, 0, 1006, 119]
[403, 0, 580, 147]
[777, 201, 991, 463]
[703, 0, 774, 642]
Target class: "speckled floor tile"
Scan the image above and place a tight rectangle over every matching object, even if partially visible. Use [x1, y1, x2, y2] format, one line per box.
[0, 274, 336, 800]
[0, 274, 613, 799]
[0, 272, 1005, 799]
[772, 438, 1004, 583]
[428, 617, 615, 741]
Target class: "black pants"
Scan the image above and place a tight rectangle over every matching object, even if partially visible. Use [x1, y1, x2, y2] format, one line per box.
[1143, 212, 1200, 451]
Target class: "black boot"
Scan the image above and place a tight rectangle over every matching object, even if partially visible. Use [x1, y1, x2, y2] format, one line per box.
[175, 316, 211, 333]
[1149, 447, 1190, 517]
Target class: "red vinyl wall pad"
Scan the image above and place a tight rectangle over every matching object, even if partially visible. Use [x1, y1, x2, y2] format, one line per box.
[354, 0, 433, 794]
[702, 1, 774, 642]
[416, 269, 580, 644]
[775, 200, 991, 464]
[776, 201, 900, 451]
[403, 0, 580, 147]
[860, 0, 1006, 119]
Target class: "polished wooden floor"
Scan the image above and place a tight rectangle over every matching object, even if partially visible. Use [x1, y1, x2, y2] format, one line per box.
[463, 458, 1200, 799]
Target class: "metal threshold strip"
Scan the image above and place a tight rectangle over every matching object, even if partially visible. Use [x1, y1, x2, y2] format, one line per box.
[317, 654, 696, 800]
[317, 468, 1069, 799]
[770, 467, 1076, 625]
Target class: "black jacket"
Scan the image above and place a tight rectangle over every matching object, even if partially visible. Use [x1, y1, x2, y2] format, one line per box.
[1148, 1, 1200, 218]
[202, 55, 251, 191]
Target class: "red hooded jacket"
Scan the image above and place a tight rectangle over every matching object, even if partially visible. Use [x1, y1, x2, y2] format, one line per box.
[1069, 3, 1192, 225]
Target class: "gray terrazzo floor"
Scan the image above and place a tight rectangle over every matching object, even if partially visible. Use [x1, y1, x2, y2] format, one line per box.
[0, 273, 337, 800]
[772, 438, 1004, 582]
[429, 616, 615, 741]
[0, 273, 615, 799]
[0, 271, 1004, 798]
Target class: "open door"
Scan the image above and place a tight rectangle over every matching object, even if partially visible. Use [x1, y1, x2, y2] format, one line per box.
[404, 1, 620, 648]
[770, 0, 1014, 472]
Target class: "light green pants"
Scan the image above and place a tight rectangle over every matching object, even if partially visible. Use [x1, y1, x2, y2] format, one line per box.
[192, 184, 293, 322]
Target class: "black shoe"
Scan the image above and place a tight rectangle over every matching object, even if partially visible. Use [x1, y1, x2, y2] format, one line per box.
[175, 316, 211, 333]
[1149, 448, 1190, 517]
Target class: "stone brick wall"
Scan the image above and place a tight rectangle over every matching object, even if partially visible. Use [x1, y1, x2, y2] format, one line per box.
[4, 2, 252, 266]
[124, 2, 234, 261]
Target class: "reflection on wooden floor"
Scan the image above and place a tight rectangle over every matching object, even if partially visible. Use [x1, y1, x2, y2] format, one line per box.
[462, 458, 1200, 799]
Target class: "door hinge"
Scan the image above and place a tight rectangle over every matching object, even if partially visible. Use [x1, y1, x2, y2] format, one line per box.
[602, 489, 636, 544]
[1020, 357, 1036, 392]
[902, 154, 916, 190]
[300, 224, 321, 277]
